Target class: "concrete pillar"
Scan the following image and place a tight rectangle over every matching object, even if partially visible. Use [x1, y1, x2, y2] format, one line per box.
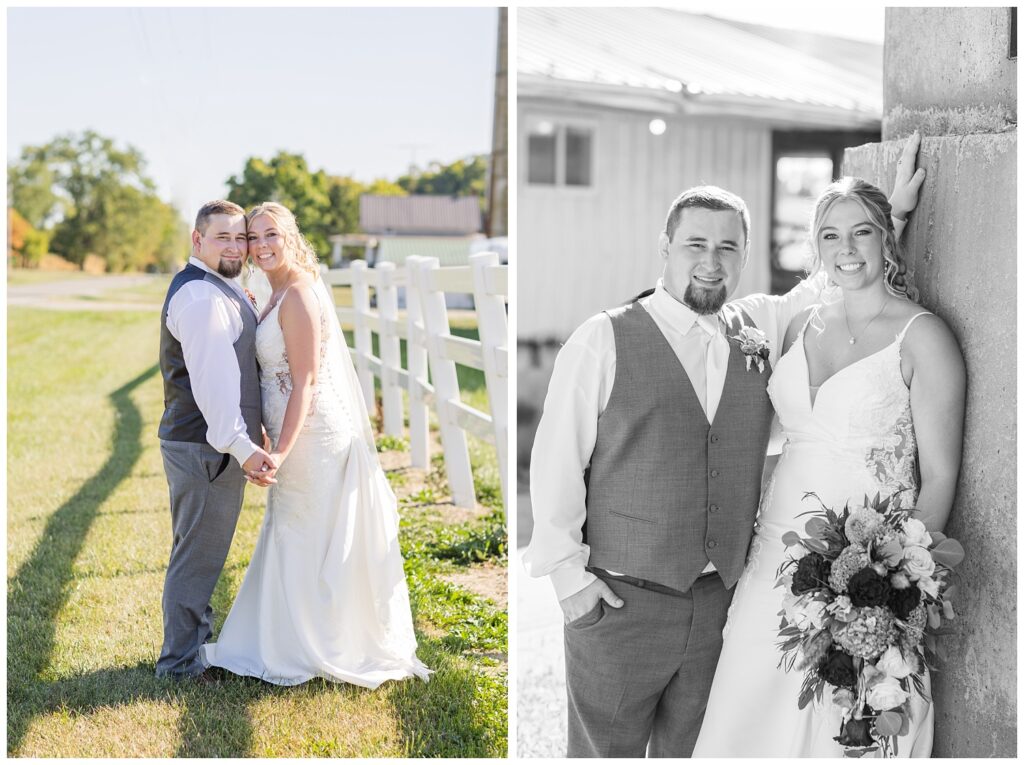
[844, 7, 1016, 757]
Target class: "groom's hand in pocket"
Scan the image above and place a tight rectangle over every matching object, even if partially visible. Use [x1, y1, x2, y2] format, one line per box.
[243, 447, 278, 487]
[559, 579, 624, 623]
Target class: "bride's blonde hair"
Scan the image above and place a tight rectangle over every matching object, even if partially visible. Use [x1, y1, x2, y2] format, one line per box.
[808, 177, 916, 301]
[246, 202, 320, 275]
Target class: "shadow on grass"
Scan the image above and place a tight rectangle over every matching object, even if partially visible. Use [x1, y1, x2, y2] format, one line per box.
[7, 363, 262, 756]
[6, 364, 251, 759]
[21, 660, 293, 757]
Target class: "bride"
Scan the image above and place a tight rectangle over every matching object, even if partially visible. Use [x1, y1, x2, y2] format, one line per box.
[201, 202, 430, 687]
[693, 177, 966, 756]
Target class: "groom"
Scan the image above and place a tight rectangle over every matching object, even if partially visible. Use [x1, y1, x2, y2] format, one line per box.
[524, 186, 824, 756]
[155, 200, 276, 679]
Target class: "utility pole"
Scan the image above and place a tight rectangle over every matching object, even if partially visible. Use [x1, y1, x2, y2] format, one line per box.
[486, 8, 508, 238]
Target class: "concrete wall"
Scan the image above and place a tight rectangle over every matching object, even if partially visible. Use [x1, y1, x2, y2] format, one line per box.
[844, 7, 1016, 757]
[883, 7, 1016, 139]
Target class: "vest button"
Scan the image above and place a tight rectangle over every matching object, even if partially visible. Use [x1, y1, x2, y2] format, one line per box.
[709, 504, 719, 513]
[706, 539, 717, 549]
[710, 469, 719, 478]
[710, 433, 719, 443]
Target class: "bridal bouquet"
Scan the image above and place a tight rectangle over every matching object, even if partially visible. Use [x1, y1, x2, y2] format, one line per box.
[775, 492, 964, 758]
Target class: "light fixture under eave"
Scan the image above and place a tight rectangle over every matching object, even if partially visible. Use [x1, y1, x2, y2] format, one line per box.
[649, 118, 667, 136]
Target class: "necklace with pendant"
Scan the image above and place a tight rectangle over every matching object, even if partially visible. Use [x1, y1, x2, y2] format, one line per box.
[843, 297, 888, 345]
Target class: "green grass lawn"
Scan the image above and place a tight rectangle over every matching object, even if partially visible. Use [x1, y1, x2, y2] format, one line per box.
[7, 306, 507, 757]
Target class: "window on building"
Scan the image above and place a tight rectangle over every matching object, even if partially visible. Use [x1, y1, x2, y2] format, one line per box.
[526, 118, 594, 188]
[565, 127, 592, 186]
[769, 129, 881, 294]
[528, 131, 557, 185]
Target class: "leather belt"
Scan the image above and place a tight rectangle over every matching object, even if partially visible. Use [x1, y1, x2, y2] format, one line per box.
[588, 567, 718, 597]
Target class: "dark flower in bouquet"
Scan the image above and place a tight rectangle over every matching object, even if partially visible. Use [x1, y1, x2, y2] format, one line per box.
[847, 567, 891, 607]
[835, 717, 875, 748]
[888, 584, 922, 620]
[791, 552, 832, 595]
[819, 649, 858, 688]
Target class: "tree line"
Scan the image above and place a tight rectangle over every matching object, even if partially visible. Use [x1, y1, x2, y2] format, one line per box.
[8, 130, 487, 272]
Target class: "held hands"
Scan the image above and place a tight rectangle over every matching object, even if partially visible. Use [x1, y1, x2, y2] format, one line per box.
[243, 447, 279, 487]
[889, 130, 927, 222]
[559, 578, 624, 624]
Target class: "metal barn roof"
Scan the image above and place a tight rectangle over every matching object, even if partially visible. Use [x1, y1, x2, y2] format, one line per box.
[360, 195, 483, 236]
[519, 7, 882, 128]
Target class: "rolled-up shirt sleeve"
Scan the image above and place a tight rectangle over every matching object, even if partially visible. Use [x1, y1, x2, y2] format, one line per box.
[167, 283, 259, 467]
[523, 313, 614, 601]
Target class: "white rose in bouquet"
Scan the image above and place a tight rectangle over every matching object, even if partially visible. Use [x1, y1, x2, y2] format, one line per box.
[901, 545, 936, 581]
[901, 518, 933, 548]
[866, 677, 910, 711]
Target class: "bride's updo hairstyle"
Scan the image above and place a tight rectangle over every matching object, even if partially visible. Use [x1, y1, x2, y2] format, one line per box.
[809, 177, 916, 301]
[247, 201, 320, 275]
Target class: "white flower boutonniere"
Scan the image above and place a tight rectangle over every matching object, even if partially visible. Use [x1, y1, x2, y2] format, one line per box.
[732, 326, 770, 373]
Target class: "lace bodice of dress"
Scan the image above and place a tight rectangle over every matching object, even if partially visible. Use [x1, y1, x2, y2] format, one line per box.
[767, 311, 929, 501]
[255, 287, 353, 437]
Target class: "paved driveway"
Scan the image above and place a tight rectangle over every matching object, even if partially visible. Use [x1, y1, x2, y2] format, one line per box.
[516, 492, 567, 758]
[8, 274, 161, 310]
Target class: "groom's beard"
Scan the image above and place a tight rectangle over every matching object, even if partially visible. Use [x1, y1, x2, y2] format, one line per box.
[217, 257, 243, 279]
[684, 282, 727, 315]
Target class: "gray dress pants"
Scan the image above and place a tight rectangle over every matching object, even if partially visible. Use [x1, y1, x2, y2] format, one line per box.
[156, 440, 247, 677]
[564, 572, 734, 757]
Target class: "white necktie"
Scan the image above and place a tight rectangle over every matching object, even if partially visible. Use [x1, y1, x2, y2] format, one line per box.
[697, 315, 729, 422]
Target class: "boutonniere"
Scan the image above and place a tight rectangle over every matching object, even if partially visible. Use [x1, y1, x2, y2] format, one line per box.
[244, 288, 258, 311]
[731, 326, 770, 373]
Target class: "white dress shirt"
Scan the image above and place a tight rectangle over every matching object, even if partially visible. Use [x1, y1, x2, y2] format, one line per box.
[164, 256, 261, 467]
[524, 273, 826, 601]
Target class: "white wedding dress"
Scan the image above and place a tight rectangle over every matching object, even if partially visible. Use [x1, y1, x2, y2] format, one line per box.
[202, 279, 430, 687]
[693, 310, 934, 757]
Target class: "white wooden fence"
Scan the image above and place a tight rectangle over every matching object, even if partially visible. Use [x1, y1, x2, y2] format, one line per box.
[321, 252, 509, 514]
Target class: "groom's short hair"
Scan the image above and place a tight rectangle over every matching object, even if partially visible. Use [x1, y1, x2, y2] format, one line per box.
[664, 186, 750, 245]
[194, 200, 245, 234]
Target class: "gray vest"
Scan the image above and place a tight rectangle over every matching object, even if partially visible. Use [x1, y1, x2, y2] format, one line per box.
[158, 264, 262, 445]
[584, 301, 774, 592]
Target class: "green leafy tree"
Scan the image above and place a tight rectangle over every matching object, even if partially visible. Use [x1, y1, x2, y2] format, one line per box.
[22, 229, 52, 269]
[227, 152, 334, 256]
[397, 155, 488, 199]
[8, 153, 60, 229]
[8, 131, 189, 271]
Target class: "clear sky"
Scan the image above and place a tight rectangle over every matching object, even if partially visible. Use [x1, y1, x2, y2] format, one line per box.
[8, 7, 499, 222]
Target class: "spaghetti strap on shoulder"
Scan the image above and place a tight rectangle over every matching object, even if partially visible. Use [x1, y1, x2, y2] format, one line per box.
[896, 311, 933, 343]
[796, 305, 821, 340]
